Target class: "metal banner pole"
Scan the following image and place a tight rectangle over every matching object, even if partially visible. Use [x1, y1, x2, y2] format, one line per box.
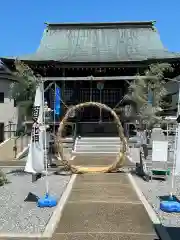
[90, 76, 93, 102]
[54, 82, 56, 136]
[99, 89, 101, 122]
[171, 82, 180, 197]
[42, 80, 49, 195]
[97, 81, 104, 123]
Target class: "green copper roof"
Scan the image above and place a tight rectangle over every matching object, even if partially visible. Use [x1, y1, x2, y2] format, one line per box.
[3, 21, 180, 62]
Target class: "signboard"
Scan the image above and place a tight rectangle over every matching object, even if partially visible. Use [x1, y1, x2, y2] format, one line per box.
[152, 140, 168, 162]
[32, 106, 40, 143]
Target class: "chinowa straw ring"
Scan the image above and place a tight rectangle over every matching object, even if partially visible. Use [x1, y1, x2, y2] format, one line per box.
[56, 102, 127, 173]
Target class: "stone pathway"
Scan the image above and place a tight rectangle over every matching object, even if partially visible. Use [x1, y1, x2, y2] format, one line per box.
[52, 173, 158, 240]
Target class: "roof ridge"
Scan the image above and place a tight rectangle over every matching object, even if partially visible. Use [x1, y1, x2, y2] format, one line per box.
[44, 21, 156, 28]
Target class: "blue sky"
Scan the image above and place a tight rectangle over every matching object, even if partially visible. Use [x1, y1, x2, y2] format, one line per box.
[0, 0, 180, 57]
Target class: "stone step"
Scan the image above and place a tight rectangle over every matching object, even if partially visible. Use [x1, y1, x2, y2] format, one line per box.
[77, 139, 121, 143]
[74, 150, 119, 154]
[76, 142, 121, 145]
[75, 137, 122, 153]
[73, 152, 118, 156]
[76, 144, 121, 148]
[77, 137, 120, 140]
[75, 148, 120, 153]
[76, 143, 121, 147]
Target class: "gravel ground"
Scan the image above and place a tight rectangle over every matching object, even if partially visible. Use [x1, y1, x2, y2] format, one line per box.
[0, 168, 70, 234]
[134, 174, 180, 227]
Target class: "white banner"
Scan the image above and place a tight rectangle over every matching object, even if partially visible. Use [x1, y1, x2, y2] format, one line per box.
[25, 83, 45, 174]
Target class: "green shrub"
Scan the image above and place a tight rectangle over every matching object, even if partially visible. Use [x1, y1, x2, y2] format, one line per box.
[0, 170, 10, 186]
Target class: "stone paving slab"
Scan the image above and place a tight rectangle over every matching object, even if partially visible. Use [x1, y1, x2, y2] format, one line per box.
[53, 232, 157, 240]
[69, 183, 141, 203]
[56, 202, 156, 234]
[71, 154, 136, 169]
[71, 155, 116, 166]
[74, 173, 130, 184]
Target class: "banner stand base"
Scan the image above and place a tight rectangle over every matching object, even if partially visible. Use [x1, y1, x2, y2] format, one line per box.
[32, 173, 42, 182]
[24, 192, 39, 202]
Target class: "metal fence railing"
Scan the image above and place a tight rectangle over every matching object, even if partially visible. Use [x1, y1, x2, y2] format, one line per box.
[13, 132, 30, 159]
[4, 122, 17, 139]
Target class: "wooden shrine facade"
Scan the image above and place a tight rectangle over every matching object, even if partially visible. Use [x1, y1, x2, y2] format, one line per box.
[42, 69, 132, 137]
[40, 62, 180, 137]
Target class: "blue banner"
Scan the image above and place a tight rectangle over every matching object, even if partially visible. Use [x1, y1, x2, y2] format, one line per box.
[54, 86, 61, 115]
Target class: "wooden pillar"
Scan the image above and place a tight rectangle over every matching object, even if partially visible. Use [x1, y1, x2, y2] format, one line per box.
[90, 77, 92, 102]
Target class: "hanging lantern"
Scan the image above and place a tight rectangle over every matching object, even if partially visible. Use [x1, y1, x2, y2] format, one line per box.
[97, 81, 104, 90]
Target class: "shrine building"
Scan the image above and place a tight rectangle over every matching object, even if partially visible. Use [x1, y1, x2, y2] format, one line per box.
[1, 21, 180, 137]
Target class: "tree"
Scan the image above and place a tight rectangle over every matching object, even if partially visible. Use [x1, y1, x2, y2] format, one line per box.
[9, 59, 40, 118]
[125, 63, 173, 128]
